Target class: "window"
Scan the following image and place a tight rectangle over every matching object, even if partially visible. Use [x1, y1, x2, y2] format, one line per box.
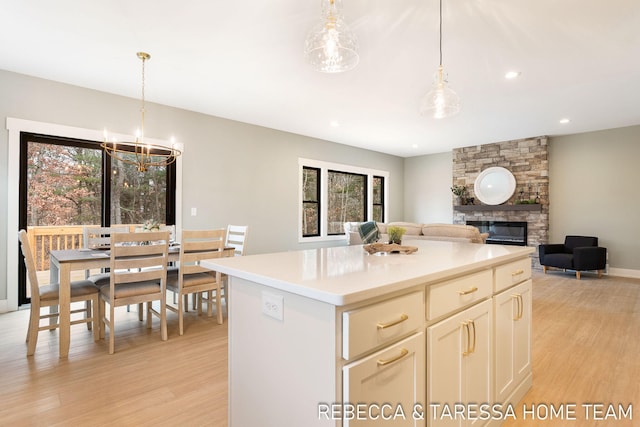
[18, 132, 176, 304]
[327, 170, 366, 235]
[302, 166, 320, 237]
[299, 159, 388, 242]
[373, 175, 385, 223]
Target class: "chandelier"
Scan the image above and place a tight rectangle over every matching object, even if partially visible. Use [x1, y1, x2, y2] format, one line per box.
[101, 52, 181, 172]
[304, 0, 359, 73]
[419, 0, 461, 119]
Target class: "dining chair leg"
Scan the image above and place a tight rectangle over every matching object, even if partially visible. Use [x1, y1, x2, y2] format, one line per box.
[138, 303, 144, 321]
[178, 293, 184, 336]
[99, 298, 106, 340]
[184, 294, 189, 313]
[91, 297, 100, 342]
[26, 307, 40, 356]
[48, 305, 58, 330]
[85, 300, 93, 331]
[160, 298, 168, 341]
[108, 304, 115, 355]
[146, 302, 153, 329]
[216, 285, 223, 325]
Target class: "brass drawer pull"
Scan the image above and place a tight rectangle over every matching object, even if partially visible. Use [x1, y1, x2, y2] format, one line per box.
[377, 348, 409, 366]
[377, 314, 409, 329]
[511, 269, 525, 277]
[457, 287, 478, 296]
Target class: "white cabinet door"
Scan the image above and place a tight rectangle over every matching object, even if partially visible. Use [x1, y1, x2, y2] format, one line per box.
[494, 279, 532, 403]
[343, 332, 425, 427]
[427, 299, 492, 427]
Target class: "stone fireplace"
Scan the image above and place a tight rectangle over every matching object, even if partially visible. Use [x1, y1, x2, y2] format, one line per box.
[452, 137, 549, 267]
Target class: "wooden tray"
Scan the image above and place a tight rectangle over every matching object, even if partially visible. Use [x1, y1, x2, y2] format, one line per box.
[363, 243, 418, 255]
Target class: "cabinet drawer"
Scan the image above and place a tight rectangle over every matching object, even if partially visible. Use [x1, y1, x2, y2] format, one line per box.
[495, 257, 531, 292]
[342, 291, 423, 360]
[427, 270, 492, 320]
[343, 332, 425, 427]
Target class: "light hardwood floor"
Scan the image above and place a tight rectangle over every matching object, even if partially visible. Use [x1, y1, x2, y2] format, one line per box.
[1, 271, 639, 426]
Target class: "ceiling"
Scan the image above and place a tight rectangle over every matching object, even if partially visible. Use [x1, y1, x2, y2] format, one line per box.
[1, 0, 639, 157]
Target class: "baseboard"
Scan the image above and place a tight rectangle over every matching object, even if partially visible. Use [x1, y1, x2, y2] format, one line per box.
[0, 299, 8, 313]
[608, 267, 640, 279]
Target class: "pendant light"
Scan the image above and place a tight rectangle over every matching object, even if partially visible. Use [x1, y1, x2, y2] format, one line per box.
[304, 0, 359, 73]
[101, 52, 182, 172]
[419, 0, 461, 119]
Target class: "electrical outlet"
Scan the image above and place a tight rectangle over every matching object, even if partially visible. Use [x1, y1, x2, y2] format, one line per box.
[262, 292, 284, 321]
[191, 207, 197, 216]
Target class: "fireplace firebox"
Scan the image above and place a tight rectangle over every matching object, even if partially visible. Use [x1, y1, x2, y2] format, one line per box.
[466, 221, 528, 246]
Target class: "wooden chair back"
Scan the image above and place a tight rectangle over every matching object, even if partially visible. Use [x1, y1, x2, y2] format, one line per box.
[83, 225, 128, 249]
[109, 231, 170, 291]
[179, 229, 226, 280]
[226, 225, 248, 256]
[18, 229, 41, 299]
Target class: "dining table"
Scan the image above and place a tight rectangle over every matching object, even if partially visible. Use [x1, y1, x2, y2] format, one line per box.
[49, 244, 234, 358]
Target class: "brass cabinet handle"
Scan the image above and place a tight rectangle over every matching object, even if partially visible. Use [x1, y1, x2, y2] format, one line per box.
[377, 348, 409, 366]
[469, 320, 476, 354]
[511, 269, 525, 277]
[457, 287, 478, 296]
[512, 293, 523, 320]
[462, 320, 477, 356]
[461, 321, 471, 356]
[519, 295, 524, 320]
[377, 313, 408, 329]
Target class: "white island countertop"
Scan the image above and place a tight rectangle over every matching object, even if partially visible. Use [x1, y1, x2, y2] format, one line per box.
[202, 240, 534, 306]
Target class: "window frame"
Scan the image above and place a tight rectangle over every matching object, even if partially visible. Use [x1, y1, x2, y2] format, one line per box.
[298, 158, 389, 243]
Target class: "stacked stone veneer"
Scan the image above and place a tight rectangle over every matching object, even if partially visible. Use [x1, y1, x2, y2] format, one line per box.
[452, 136, 549, 268]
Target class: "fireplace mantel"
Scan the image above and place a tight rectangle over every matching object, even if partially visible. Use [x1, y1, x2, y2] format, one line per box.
[454, 204, 542, 212]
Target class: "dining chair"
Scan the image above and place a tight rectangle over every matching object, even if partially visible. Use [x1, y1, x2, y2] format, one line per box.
[220, 225, 249, 304]
[226, 225, 249, 257]
[168, 229, 226, 333]
[98, 230, 170, 354]
[18, 229, 100, 356]
[83, 225, 128, 279]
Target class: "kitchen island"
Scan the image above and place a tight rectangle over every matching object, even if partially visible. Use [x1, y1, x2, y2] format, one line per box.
[203, 240, 535, 427]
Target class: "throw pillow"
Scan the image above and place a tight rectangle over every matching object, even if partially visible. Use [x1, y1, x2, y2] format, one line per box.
[358, 221, 379, 244]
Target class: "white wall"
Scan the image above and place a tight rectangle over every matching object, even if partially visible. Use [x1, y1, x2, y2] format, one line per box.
[549, 126, 640, 275]
[403, 152, 453, 224]
[0, 69, 404, 305]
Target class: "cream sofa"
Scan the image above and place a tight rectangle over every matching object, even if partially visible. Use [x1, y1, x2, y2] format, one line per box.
[344, 222, 489, 245]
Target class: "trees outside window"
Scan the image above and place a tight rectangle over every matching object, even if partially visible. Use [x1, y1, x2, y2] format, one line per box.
[327, 170, 366, 235]
[19, 132, 176, 304]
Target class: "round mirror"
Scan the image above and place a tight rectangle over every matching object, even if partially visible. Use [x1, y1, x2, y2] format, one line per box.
[474, 167, 516, 205]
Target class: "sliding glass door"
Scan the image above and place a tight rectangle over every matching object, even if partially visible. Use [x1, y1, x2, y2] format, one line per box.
[18, 132, 176, 305]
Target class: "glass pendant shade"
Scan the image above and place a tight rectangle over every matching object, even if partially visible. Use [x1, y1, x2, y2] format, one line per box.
[304, 0, 359, 73]
[420, 66, 461, 119]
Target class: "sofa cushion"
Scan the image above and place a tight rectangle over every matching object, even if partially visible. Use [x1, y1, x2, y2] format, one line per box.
[421, 223, 486, 244]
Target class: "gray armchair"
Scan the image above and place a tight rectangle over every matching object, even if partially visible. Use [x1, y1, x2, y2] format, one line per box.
[538, 235, 607, 279]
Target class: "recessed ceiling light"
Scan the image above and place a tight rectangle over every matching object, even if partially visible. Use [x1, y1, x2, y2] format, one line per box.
[411, 144, 419, 149]
[559, 118, 571, 124]
[505, 71, 521, 79]
[330, 120, 340, 127]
